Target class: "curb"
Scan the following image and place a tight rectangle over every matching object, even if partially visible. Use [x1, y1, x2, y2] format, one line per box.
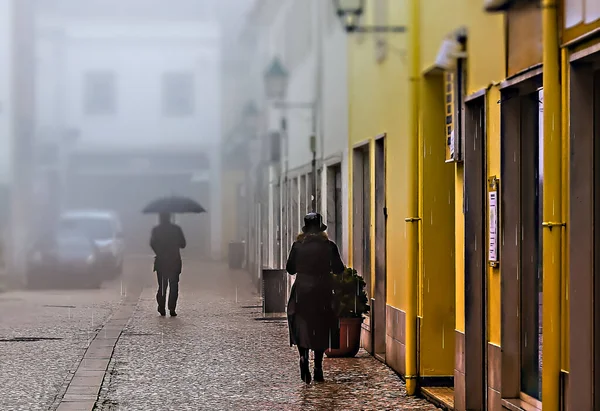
[52, 283, 144, 411]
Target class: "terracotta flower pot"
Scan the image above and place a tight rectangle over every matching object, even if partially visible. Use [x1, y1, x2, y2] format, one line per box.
[325, 317, 363, 358]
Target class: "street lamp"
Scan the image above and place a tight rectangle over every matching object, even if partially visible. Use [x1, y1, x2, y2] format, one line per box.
[242, 101, 260, 136]
[333, 0, 406, 33]
[264, 57, 289, 101]
[263, 58, 318, 212]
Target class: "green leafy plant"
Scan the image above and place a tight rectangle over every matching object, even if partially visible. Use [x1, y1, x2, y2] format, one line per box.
[331, 267, 370, 318]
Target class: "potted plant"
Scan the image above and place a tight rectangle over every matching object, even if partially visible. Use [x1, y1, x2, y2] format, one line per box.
[325, 267, 370, 358]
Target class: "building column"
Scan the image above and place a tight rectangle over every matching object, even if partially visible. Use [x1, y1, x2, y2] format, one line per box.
[8, 0, 36, 279]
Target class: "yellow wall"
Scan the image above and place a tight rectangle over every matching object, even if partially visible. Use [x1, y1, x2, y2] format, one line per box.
[486, 87, 502, 345]
[347, 0, 409, 310]
[419, 73, 456, 376]
[347, 0, 506, 379]
[420, 2, 505, 345]
[419, 0, 505, 94]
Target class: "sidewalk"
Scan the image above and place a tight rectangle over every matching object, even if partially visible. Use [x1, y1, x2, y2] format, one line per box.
[0, 282, 123, 411]
[96, 261, 438, 411]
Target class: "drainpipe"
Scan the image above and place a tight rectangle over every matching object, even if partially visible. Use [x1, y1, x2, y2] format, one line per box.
[405, 0, 421, 396]
[541, 0, 562, 407]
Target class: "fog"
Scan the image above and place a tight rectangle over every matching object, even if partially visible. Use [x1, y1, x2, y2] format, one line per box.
[0, 0, 259, 286]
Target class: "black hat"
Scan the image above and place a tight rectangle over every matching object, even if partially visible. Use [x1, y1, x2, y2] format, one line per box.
[302, 212, 327, 233]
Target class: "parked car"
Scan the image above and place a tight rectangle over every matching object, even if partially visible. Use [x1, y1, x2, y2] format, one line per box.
[26, 227, 104, 289]
[58, 210, 125, 279]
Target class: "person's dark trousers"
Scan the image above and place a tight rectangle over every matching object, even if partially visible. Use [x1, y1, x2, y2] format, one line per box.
[156, 272, 180, 312]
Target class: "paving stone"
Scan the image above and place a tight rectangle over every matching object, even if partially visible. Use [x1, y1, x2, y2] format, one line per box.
[96, 261, 440, 411]
[79, 357, 110, 372]
[70, 375, 105, 387]
[73, 370, 105, 379]
[64, 385, 100, 396]
[89, 337, 118, 346]
[0, 281, 124, 411]
[96, 329, 122, 339]
[56, 400, 96, 411]
[106, 319, 129, 326]
[84, 346, 114, 359]
[62, 394, 98, 402]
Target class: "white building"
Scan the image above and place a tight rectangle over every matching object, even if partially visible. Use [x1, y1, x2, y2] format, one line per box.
[34, 0, 223, 257]
[226, 0, 349, 274]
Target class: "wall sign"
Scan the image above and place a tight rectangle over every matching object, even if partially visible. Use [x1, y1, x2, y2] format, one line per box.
[488, 176, 499, 267]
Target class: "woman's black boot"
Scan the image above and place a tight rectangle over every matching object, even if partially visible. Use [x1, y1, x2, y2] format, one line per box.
[298, 348, 311, 384]
[313, 368, 324, 382]
[299, 357, 311, 383]
[313, 350, 324, 382]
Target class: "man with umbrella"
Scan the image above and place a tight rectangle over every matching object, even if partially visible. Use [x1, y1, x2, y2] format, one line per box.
[150, 213, 186, 317]
[145, 195, 205, 317]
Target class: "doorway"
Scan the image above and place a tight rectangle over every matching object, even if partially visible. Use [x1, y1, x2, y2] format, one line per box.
[569, 56, 600, 410]
[327, 163, 343, 252]
[500, 78, 543, 406]
[461, 96, 487, 409]
[373, 136, 387, 361]
[291, 177, 299, 236]
[352, 144, 371, 299]
[299, 175, 307, 220]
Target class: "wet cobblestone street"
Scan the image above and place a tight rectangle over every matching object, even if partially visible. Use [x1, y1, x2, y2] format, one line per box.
[0, 284, 122, 411]
[96, 261, 439, 411]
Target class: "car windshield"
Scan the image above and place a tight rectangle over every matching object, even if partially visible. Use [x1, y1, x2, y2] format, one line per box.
[56, 231, 94, 255]
[60, 217, 113, 240]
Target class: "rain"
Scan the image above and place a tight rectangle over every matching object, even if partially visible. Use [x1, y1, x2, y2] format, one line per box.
[0, 1, 438, 410]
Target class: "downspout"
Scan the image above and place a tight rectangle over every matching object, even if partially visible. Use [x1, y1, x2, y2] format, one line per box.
[541, 0, 562, 408]
[405, 0, 421, 396]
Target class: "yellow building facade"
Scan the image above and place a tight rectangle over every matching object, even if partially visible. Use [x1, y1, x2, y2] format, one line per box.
[345, 0, 600, 408]
[345, 1, 525, 410]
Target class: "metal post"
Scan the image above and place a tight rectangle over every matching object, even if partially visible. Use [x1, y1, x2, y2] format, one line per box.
[280, 116, 288, 268]
[257, 202, 262, 295]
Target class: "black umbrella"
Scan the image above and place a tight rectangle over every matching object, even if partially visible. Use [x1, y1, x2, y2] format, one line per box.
[142, 195, 206, 214]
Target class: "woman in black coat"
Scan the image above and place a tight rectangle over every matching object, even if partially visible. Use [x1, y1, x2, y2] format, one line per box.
[286, 212, 345, 384]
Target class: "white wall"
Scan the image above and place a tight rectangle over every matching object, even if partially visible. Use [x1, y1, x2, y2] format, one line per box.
[37, 18, 220, 152]
[35, 15, 223, 258]
[0, 0, 13, 184]
[321, 1, 349, 160]
[257, 0, 349, 264]
[265, 0, 348, 171]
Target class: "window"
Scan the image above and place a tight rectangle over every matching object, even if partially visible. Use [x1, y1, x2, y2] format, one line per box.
[84, 71, 116, 115]
[162, 72, 195, 116]
[444, 57, 465, 162]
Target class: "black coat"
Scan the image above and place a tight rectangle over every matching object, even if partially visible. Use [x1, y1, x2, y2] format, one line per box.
[150, 222, 186, 274]
[286, 232, 345, 350]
